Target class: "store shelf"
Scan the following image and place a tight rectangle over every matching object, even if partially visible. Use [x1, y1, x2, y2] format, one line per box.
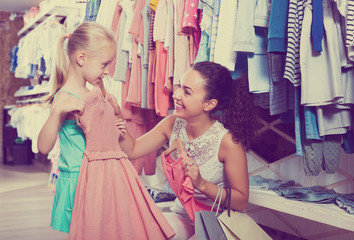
[17, 2, 85, 37]
[14, 89, 48, 97]
[249, 189, 354, 232]
[4, 105, 15, 110]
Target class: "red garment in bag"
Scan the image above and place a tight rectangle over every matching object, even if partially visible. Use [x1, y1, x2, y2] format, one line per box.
[161, 151, 211, 222]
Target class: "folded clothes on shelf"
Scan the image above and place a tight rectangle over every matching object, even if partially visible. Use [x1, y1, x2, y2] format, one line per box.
[249, 175, 296, 191]
[249, 175, 354, 214]
[336, 193, 354, 215]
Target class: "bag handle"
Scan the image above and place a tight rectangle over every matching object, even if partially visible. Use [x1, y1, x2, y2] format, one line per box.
[222, 186, 231, 217]
[210, 186, 220, 212]
[210, 186, 224, 216]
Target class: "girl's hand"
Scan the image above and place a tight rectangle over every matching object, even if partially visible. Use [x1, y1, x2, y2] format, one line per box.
[182, 157, 205, 190]
[115, 118, 127, 135]
[52, 94, 85, 116]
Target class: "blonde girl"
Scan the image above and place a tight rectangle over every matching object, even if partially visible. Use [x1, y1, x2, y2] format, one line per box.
[38, 22, 118, 233]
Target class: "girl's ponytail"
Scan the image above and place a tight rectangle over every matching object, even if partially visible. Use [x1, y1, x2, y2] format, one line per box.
[44, 34, 69, 103]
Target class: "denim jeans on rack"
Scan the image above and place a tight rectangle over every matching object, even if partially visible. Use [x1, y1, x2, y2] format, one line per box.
[336, 193, 354, 215]
[304, 106, 323, 140]
[294, 86, 304, 156]
[249, 175, 295, 191]
[342, 129, 354, 154]
[275, 185, 338, 204]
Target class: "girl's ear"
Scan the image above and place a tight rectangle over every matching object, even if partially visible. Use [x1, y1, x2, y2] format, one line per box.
[204, 99, 218, 112]
[76, 50, 87, 66]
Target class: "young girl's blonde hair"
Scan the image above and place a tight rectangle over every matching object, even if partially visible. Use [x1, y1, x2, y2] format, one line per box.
[45, 21, 116, 103]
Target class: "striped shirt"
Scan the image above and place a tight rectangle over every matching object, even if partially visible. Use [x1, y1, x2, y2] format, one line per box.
[347, 0, 354, 46]
[283, 0, 304, 86]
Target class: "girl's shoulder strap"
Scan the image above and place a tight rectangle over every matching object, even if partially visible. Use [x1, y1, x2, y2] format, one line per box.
[54, 89, 81, 99]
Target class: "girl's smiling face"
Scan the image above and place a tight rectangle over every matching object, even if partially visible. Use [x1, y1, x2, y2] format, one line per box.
[82, 42, 116, 86]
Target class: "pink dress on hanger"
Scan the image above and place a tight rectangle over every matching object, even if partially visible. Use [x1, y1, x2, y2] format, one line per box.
[161, 150, 212, 222]
[68, 86, 175, 240]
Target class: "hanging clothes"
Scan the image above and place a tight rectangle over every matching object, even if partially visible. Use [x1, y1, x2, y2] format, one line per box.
[84, 0, 102, 21]
[267, 0, 292, 116]
[172, 0, 191, 85]
[233, 0, 271, 53]
[140, 1, 152, 108]
[283, 0, 305, 87]
[96, 0, 120, 28]
[213, 0, 237, 71]
[300, 0, 345, 106]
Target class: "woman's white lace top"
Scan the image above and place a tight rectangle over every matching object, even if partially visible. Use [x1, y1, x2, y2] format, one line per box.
[169, 118, 229, 212]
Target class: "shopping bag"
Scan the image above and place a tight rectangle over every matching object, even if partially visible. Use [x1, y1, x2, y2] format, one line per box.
[195, 211, 208, 239]
[195, 186, 228, 240]
[217, 210, 272, 240]
[195, 211, 227, 240]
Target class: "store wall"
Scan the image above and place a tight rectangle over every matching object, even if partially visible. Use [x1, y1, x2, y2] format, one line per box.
[0, 11, 30, 162]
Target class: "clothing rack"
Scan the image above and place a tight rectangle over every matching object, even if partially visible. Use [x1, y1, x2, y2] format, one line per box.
[19, 13, 57, 40]
[17, 1, 86, 37]
[15, 97, 44, 105]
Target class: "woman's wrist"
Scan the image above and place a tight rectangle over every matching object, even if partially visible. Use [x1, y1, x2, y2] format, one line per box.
[196, 178, 208, 192]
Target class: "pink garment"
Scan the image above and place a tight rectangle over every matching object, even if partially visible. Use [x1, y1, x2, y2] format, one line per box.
[167, 4, 175, 83]
[161, 151, 211, 223]
[147, 10, 156, 109]
[129, 0, 145, 44]
[148, 50, 156, 108]
[68, 86, 175, 240]
[155, 42, 171, 117]
[175, 0, 186, 35]
[182, 0, 199, 30]
[173, 0, 191, 85]
[182, 1, 201, 66]
[126, 37, 142, 107]
[122, 68, 160, 175]
[109, 1, 123, 77]
[126, 0, 145, 107]
[121, 68, 133, 119]
[189, 22, 201, 65]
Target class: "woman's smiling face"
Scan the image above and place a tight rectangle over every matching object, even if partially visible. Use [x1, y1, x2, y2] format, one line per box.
[172, 69, 209, 119]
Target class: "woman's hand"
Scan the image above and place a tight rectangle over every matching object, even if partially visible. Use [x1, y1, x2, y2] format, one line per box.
[107, 93, 123, 118]
[115, 118, 127, 135]
[182, 157, 206, 190]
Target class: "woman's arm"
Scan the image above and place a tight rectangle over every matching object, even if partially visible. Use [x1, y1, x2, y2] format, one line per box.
[37, 93, 84, 154]
[118, 114, 177, 159]
[185, 132, 249, 211]
[220, 133, 249, 210]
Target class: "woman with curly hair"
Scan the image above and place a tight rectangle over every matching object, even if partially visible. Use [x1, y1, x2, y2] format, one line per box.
[117, 61, 258, 239]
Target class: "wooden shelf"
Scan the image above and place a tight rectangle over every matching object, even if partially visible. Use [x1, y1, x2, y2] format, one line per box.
[17, 2, 84, 37]
[249, 189, 354, 232]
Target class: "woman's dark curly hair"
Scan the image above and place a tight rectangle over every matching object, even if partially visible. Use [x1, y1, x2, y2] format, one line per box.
[192, 61, 258, 150]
